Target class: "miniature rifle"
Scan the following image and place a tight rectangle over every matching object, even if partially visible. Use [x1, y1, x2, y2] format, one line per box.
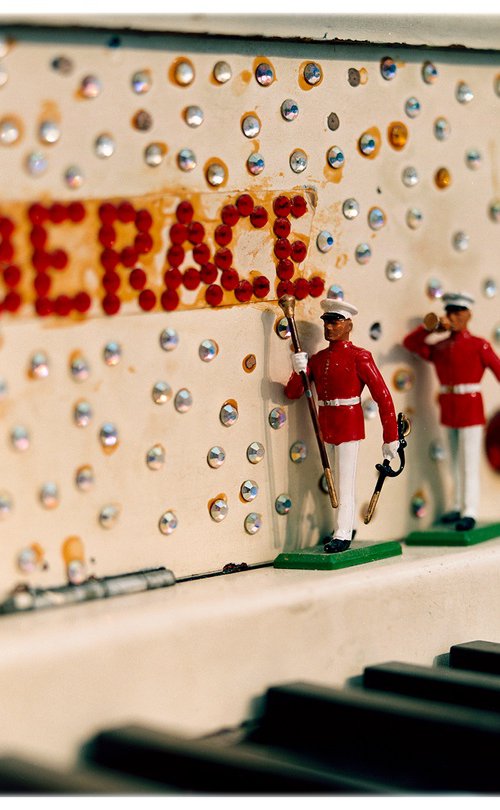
[364, 412, 410, 524]
[279, 294, 338, 509]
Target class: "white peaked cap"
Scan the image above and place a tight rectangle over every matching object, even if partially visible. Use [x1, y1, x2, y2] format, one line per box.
[442, 291, 475, 309]
[320, 289, 358, 318]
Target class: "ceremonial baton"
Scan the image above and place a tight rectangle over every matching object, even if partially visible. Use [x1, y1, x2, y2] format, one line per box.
[279, 294, 338, 509]
[364, 412, 410, 524]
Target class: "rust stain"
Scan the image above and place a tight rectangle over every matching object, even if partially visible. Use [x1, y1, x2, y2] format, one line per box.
[323, 162, 344, 184]
[39, 100, 61, 125]
[62, 535, 85, 564]
[359, 68, 368, 85]
[357, 126, 381, 160]
[208, 493, 227, 513]
[335, 254, 348, 269]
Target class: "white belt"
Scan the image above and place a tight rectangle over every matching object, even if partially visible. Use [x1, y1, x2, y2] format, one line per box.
[439, 384, 481, 395]
[318, 397, 361, 407]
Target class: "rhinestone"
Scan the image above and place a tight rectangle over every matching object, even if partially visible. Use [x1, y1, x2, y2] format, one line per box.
[255, 62, 274, 86]
[247, 153, 264, 175]
[144, 142, 166, 166]
[327, 112, 340, 131]
[406, 208, 423, 229]
[247, 442, 265, 464]
[355, 243, 371, 264]
[0, 377, 7, 400]
[178, 148, 196, 171]
[207, 446, 226, 468]
[75, 465, 94, 491]
[359, 132, 377, 156]
[159, 510, 178, 535]
[174, 389, 193, 413]
[269, 407, 286, 429]
[206, 162, 226, 186]
[453, 231, 469, 251]
[0, 491, 13, 518]
[281, 99, 299, 121]
[51, 55, 73, 75]
[29, 352, 49, 379]
[276, 317, 291, 339]
[275, 494, 292, 515]
[429, 440, 446, 462]
[290, 441, 307, 463]
[348, 68, 360, 87]
[0, 119, 19, 145]
[489, 201, 500, 223]
[39, 120, 60, 144]
[242, 114, 260, 138]
[184, 105, 204, 127]
[326, 283, 344, 300]
[393, 368, 414, 392]
[65, 166, 84, 189]
[74, 400, 93, 427]
[456, 82, 473, 103]
[95, 133, 115, 158]
[220, 402, 238, 426]
[426, 278, 444, 299]
[0, 65, 8, 87]
[103, 341, 121, 366]
[434, 117, 450, 141]
[327, 146, 345, 169]
[199, 339, 218, 362]
[435, 167, 452, 189]
[290, 149, 307, 173]
[146, 444, 166, 470]
[67, 560, 86, 585]
[18, 548, 37, 573]
[380, 56, 396, 80]
[80, 75, 102, 98]
[241, 480, 258, 502]
[99, 504, 120, 529]
[70, 354, 90, 381]
[386, 261, 403, 281]
[304, 62, 322, 85]
[484, 279, 497, 298]
[174, 60, 194, 86]
[210, 498, 228, 522]
[388, 122, 408, 150]
[422, 61, 438, 84]
[152, 381, 172, 404]
[100, 423, 119, 448]
[411, 490, 427, 518]
[405, 97, 421, 118]
[244, 512, 262, 534]
[213, 61, 232, 83]
[160, 328, 179, 351]
[11, 426, 30, 451]
[26, 152, 47, 176]
[316, 231, 334, 253]
[402, 166, 419, 187]
[368, 207, 386, 230]
[465, 149, 481, 169]
[342, 198, 359, 219]
[132, 70, 152, 94]
[243, 353, 257, 371]
[39, 482, 59, 509]
[363, 399, 378, 419]
[369, 322, 382, 340]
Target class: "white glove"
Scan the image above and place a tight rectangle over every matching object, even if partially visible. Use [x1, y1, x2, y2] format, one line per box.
[292, 352, 308, 374]
[382, 440, 400, 461]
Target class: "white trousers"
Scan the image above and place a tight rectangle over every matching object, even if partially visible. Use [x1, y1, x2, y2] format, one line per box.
[447, 425, 483, 519]
[330, 440, 360, 541]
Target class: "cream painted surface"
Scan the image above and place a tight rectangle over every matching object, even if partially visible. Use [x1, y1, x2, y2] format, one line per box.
[0, 26, 498, 596]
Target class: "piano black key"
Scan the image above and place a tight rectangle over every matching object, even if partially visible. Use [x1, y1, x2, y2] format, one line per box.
[85, 723, 396, 794]
[0, 755, 168, 795]
[249, 681, 500, 792]
[363, 660, 500, 712]
[450, 640, 500, 676]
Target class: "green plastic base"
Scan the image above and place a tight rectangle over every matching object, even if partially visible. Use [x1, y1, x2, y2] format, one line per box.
[405, 522, 500, 547]
[273, 540, 402, 571]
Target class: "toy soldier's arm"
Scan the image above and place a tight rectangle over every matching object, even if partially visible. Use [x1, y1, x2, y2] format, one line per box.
[480, 341, 500, 381]
[402, 325, 434, 361]
[357, 351, 399, 445]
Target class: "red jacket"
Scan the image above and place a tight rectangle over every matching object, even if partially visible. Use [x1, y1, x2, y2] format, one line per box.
[285, 340, 398, 445]
[403, 326, 500, 428]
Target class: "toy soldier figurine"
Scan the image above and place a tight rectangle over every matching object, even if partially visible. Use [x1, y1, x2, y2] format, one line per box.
[285, 290, 399, 553]
[403, 291, 500, 531]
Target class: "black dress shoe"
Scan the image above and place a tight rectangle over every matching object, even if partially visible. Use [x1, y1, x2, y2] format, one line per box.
[324, 538, 351, 554]
[322, 529, 357, 545]
[455, 516, 476, 532]
[440, 510, 461, 524]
